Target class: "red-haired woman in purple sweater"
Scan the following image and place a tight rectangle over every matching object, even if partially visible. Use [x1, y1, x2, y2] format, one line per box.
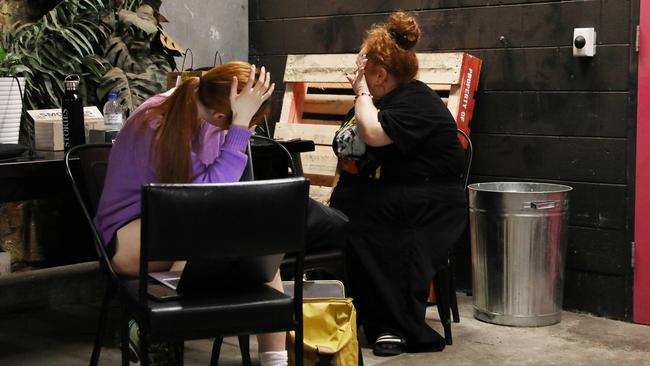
[95, 62, 289, 366]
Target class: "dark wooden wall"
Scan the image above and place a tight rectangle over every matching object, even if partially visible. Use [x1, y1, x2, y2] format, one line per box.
[249, 0, 639, 321]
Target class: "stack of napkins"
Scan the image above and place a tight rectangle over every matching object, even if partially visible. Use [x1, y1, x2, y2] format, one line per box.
[29, 107, 104, 151]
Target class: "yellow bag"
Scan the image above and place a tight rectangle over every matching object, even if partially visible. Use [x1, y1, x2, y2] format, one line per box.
[288, 297, 358, 366]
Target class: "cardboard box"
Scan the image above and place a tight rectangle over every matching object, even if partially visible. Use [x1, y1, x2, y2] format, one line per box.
[28, 107, 104, 151]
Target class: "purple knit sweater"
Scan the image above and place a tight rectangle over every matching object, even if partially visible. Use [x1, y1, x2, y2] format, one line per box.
[94, 94, 252, 246]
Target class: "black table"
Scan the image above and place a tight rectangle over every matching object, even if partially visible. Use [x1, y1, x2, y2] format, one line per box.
[249, 138, 314, 179]
[0, 139, 315, 267]
[0, 151, 71, 204]
[0, 150, 96, 267]
[0, 139, 315, 204]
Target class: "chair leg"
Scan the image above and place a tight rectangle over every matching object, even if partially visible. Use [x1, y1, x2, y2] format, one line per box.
[210, 337, 223, 366]
[448, 258, 460, 323]
[140, 326, 150, 366]
[434, 267, 453, 346]
[296, 325, 304, 366]
[450, 287, 460, 323]
[119, 306, 130, 366]
[89, 285, 115, 366]
[238, 335, 252, 366]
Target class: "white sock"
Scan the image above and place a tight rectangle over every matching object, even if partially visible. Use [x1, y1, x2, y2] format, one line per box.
[259, 350, 288, 366]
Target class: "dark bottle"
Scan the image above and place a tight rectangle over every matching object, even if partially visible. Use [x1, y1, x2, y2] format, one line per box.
[62, 75, 85, 151]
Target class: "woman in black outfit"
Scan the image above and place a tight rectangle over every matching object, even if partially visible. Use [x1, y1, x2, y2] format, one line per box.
[330, 11, 467, 356]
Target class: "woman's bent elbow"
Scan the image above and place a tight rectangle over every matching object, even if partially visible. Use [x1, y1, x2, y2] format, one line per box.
[362, 131, 392, 147]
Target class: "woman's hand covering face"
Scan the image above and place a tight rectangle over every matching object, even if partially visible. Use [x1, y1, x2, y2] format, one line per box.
[346, 54, 371, 96]
[229, 64, 275, 128]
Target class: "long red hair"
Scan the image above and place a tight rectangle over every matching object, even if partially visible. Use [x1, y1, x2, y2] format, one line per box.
[145, 62, 266, 183]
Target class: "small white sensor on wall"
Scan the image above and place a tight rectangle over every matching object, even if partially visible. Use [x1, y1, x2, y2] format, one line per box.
[573, 28, 597, 57]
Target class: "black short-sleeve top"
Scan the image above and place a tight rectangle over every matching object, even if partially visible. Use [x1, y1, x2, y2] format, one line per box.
[333, 80, 465, 184]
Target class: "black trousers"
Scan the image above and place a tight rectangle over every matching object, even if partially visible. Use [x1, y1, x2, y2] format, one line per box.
[306, 198, 350, 250]
[331, 180, 467, 352]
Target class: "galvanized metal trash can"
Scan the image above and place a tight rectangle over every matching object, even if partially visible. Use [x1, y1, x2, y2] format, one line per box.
[468, 182, 572, 327]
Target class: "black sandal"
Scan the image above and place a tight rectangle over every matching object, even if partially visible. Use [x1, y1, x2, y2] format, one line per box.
[373, 332, 407, 357]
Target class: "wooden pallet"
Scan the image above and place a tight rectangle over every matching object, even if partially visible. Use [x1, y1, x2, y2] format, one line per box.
[274, 53, 482, 202]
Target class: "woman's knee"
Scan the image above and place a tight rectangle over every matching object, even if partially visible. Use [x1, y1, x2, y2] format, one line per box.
[111, 252, 140, 276]
[306, 198, 350, 249]
[266, 270, 284, 292]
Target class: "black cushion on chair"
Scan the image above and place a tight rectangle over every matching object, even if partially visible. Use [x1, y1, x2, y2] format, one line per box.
[122, 281, 294, 343]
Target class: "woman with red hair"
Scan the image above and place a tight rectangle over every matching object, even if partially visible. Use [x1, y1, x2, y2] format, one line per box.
[331, 12, 467, 356]
[96, 62, 289, 366]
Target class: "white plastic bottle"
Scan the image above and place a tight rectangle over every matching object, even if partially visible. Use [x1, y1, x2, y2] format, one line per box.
[103, 92, 123, 131]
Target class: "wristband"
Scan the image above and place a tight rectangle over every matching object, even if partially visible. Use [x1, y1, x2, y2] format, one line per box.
[355, 92, 372, 100]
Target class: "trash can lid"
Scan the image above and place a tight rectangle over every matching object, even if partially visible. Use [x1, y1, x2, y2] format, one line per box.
[468, 182, 573, 194]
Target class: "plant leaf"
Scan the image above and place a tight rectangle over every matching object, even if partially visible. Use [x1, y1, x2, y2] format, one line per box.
[118, 7, 158, 35]
[3, 0, 171, 111]
[99, 66, 165, 113]
[59, 29, 86, 56]
[105, 36, 140, 73]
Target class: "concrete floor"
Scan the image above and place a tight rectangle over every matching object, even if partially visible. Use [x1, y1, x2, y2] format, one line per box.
[2, 291, 650, 365]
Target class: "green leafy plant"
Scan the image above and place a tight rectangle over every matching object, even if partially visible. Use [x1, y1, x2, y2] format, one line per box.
[1, 0, 109, 109]
[0, 0, 173, 114]
[97, 3, 172, 112]
[0, 50, 32, 78]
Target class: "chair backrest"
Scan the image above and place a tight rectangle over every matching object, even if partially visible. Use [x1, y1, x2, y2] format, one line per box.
[78, 145, 112, 212]
[456, 128, 473, 189]
[140, 177, 309, 265]
[240, 141, 256, 182]
[64, 143, 115, 278]
[241, 135, 298, 182]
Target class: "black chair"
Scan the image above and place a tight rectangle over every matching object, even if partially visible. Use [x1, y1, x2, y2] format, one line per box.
[432, 128, 473, 346]
[128, 178, 308, 366]
[66, 144, 251, 365]
[244, 135, 348, 281]
[244, 136, 361, 364]
[64, 143, 119, 366]
[65, 144, 308, 366]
